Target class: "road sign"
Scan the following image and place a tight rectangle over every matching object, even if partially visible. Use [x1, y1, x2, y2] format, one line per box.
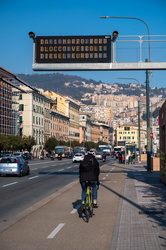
[150, 133, 153, 138]
[35, 35, 111, 64]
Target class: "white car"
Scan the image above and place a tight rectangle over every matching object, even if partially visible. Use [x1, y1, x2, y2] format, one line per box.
[72, 153, 84, 163]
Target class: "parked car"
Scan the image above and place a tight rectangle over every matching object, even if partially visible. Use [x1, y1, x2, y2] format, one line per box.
[22, 152, 32, 160]
[72, 153, 84, 163]
[0, 156, 30, 177]
[13, 152, 23, 157]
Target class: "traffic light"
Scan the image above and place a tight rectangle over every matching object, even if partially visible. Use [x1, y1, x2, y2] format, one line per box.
[28, 32, 36, 39]
[112, 31, 119, 41]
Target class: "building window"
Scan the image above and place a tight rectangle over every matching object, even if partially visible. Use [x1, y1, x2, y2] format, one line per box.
[124, 127, 130, 130]
[19, 116, 23, 123]
[19, 104, 24, 111]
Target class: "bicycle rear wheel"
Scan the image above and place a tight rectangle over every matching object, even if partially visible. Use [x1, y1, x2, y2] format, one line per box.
[84, 206, 90, 223]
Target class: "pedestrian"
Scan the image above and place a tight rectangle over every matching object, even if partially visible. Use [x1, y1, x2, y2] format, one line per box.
[79, 152, 100, 209]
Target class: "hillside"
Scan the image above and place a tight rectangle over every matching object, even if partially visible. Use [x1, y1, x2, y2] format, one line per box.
[17, 73, 166, 102]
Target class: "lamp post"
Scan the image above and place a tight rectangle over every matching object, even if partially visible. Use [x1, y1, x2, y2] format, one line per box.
[100, 15, 151, 171]
[116, 77, 141, 162]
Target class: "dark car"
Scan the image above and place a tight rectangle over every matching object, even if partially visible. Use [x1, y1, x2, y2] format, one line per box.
[0, 156, 30, 177]
[65, 152, 74, 159]
[22, 152, 32, 160]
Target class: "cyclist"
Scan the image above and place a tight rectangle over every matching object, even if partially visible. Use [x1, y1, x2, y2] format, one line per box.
[79, 151, 100, 209]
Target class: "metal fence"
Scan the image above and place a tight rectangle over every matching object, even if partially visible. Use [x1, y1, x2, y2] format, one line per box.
[114, 35, 166, 63]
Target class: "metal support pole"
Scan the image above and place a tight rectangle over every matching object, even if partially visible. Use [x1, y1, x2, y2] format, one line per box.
[138, 100, 141, 162]
[145, 60, 151, 172]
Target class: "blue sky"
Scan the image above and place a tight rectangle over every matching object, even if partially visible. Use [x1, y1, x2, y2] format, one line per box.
[1, 0, 166, 88]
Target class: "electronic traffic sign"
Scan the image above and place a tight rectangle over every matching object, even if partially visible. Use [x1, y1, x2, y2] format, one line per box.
[35, 35, 111, 64]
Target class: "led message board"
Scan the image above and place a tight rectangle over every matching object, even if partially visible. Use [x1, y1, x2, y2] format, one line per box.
[35, 35, 111, 63]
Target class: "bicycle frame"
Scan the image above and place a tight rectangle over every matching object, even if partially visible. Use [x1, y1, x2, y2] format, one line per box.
[83, 182, 94, 223]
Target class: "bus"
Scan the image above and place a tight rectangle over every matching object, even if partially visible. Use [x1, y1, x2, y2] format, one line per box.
[54, 146, 71, 158]
[98, 145, 112, 155]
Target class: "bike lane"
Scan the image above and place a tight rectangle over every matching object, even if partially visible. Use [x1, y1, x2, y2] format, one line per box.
[0, 160, 125, 250]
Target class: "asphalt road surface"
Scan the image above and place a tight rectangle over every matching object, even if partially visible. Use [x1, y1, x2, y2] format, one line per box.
[0, 156, 126, 250]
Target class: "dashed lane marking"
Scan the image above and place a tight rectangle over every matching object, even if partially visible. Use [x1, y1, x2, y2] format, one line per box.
[28, 176, 39, 180]
[58, 169, 64, 172]
[70, 205, 81, 214]
[47, 223, 65, 239]
[2, 182, 18, 188]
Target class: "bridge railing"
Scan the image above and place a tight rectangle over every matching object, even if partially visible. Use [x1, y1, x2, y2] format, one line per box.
[114, 35, 166, 63]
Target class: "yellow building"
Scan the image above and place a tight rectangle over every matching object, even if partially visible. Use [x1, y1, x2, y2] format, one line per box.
[115, 124, 147, 151]
[45, 91, 80, 142]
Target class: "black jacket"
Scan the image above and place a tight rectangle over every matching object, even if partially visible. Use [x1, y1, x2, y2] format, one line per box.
[79, 153, 100, 183]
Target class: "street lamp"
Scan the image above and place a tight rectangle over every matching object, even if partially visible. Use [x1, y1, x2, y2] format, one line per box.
[100, 16, 151, 61]
[100, 15, 152, 172]
[116, 77, 141, 162]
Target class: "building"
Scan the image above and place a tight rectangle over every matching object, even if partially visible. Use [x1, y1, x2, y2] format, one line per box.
[65, 96, 80, 142]
[79, 112, 91, 143]
[50, 109, 69, 141]
[159, 100, 166, 154]
[91, 122, 101, 143]
[0, 67, 37, 136]
[45, 91, 80, 142]
[13, 86, 52, 156]
[115, 123, 147, 152]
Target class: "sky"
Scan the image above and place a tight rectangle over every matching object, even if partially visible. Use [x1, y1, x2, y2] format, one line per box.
[1, 0, 166, 88]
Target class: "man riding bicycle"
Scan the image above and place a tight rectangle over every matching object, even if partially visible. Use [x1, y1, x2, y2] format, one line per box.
[79, 151, 100, 209]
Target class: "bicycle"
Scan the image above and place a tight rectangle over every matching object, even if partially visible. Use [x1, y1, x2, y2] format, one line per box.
[82, 181, 94, 223]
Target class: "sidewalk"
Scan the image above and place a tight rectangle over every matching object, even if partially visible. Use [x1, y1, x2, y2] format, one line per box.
[110, 161, 166, 250]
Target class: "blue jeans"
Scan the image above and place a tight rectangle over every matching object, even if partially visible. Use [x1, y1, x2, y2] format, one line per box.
[81, 181, 98, 203]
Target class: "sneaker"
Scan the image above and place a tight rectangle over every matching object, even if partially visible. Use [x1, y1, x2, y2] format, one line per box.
[81, 204, 85, 211]
[93, 204, 98, 208]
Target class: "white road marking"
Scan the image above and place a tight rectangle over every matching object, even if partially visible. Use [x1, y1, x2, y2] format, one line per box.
[29, 176, 39, 180]
[67, 167, 71, 169]
[42, 166, 48, 168]
[47, 223, 65, 238]
[58, 169, 64, 172]
[103, 177, 106, 180]
[31, 168, 37, 170]
[70, 205, 81, 214]
[2, 182, 18, 188]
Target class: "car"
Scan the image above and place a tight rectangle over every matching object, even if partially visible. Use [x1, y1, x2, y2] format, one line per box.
[22, 152, 32, 160]
[72, 153, 85, 163]
[95, 151, 106, 162]
[0, 156, 30, 177]
[65, 152, 74, 159]
[13, 152, 23, 157]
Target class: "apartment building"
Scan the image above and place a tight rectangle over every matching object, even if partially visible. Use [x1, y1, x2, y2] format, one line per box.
[79, 112, 91, 143]
[0, 68, 17, 135]
[50, 109, 69, 141]
[159, 100, 166, 154]
[115, 124, 147, 151]
[100, 123, 110, 143]
[13, 86, 52, 155]
[45, 91, 80, 142]
[89, 105, 113, 122]
[65, 96, 80, 142]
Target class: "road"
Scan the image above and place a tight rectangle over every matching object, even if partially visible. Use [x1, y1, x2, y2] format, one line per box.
[0, 157, 106, 224]
[0, 156, 126, 250]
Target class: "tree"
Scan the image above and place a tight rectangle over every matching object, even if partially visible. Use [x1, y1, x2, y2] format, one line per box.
[44, 137, 58, 152]
[22, 136, 36, 152]
[7, 135, 23, 152]
[0, 134, 8, 153]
